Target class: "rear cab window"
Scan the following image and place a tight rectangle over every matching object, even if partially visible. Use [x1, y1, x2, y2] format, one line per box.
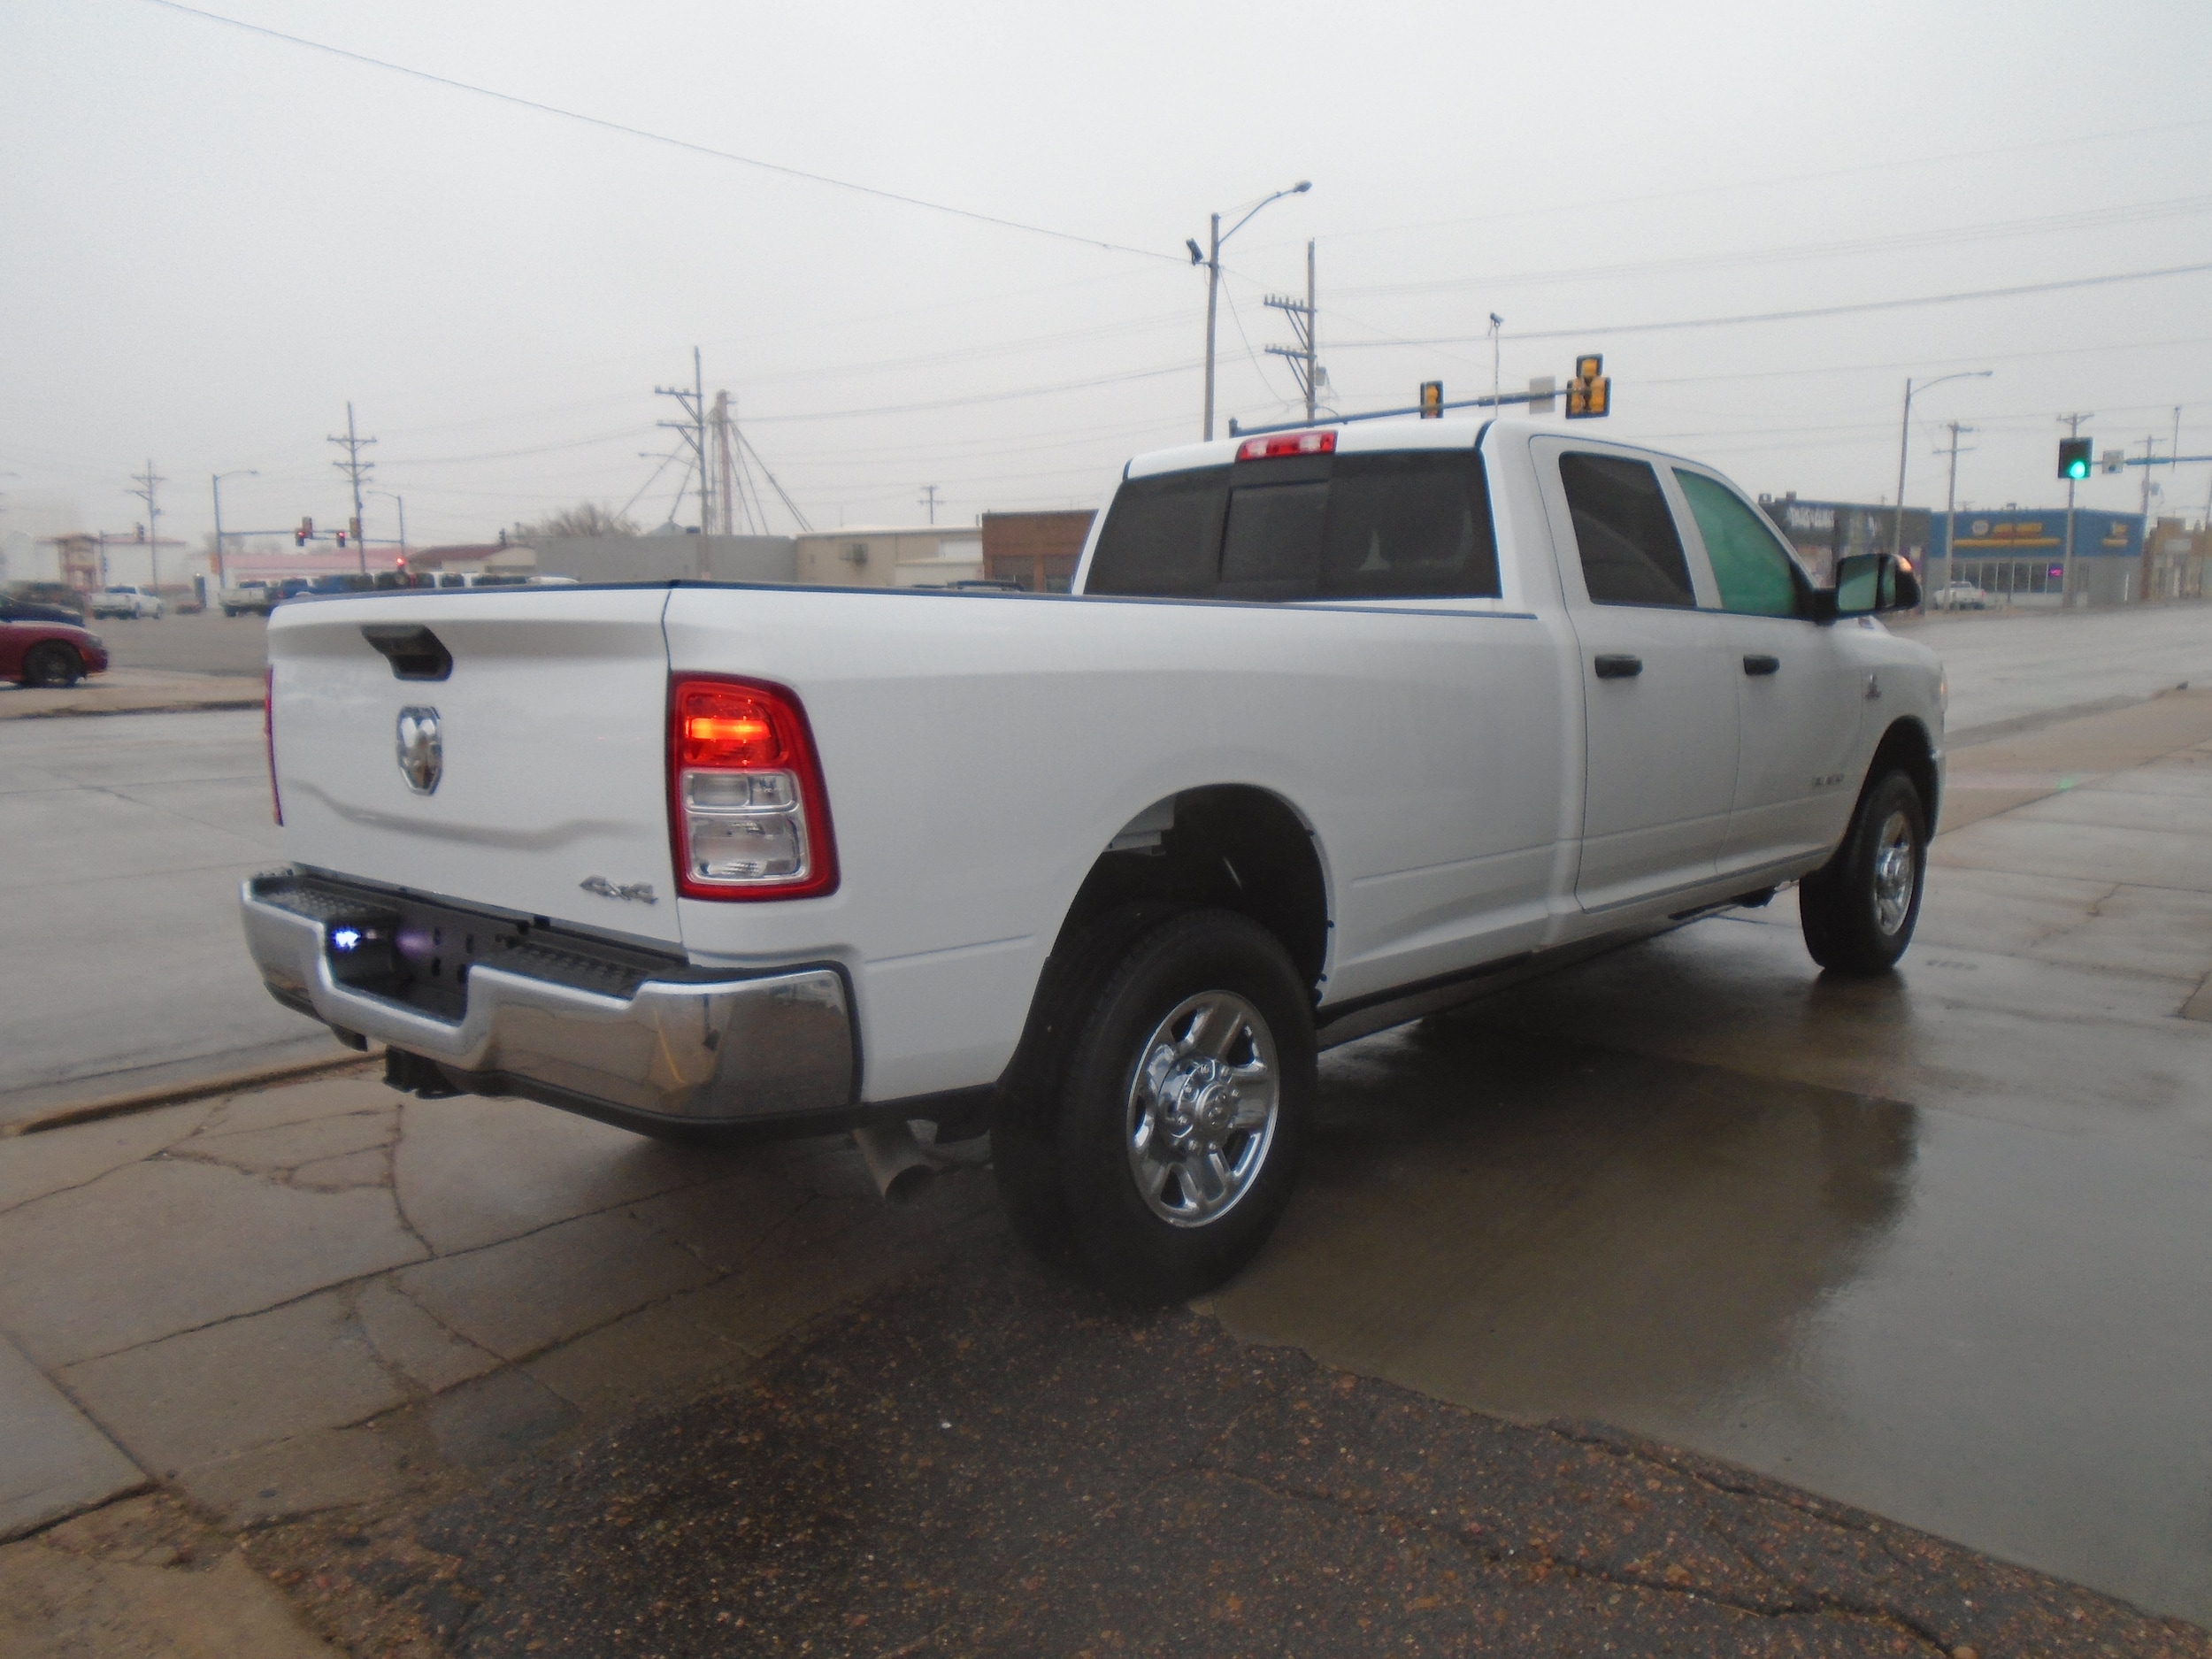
[1556, 452, 1696, 608]
[1086, 442, 1501, 603]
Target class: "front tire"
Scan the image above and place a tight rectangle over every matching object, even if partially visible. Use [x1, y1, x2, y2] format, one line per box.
[1800, 770, 1927, 976]
[21, 643, 82, 687]
[994, 909, 1315, 1302]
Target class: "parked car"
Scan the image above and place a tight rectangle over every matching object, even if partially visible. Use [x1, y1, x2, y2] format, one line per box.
[88, 586, 164, 619]
[242, 418, 1942, 1300]
[3, 581, 87, 621]
[1935, 580, 1987, 610]
[2, 607, 108, 686]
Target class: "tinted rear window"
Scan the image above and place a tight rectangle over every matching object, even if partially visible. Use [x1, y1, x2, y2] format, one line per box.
[1086, 465, 1231, 597]
[1558, 452, 1695, 607]
[1088, 449, 1499, 602]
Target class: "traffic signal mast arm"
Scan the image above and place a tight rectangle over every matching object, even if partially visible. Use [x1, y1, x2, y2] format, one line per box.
[1231, 354, 1610, 438]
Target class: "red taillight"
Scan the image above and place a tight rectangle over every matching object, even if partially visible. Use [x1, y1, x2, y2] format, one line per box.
[1237, 429, 1337, 462]
[264, 664, 283, 826]
[667, 675, 837, 901]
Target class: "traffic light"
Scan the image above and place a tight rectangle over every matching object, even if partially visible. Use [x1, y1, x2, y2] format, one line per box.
[296, 517, 312, 546]
[334, 527, 347, 549]
[1566, 354, 1611, 419]
[1419, 380, 1443, 419]
[2058, 439, 2092, 480]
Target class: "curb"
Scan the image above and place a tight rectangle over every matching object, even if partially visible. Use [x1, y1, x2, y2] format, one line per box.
[0, 698, 266, 722]
[2, 1053, 381, 1139]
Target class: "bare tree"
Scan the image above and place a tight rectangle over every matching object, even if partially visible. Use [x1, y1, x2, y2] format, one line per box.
[511, 502, 640, 541]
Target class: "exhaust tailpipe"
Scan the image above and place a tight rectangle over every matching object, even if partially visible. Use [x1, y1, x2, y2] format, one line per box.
[852, 1120, 938, 1204]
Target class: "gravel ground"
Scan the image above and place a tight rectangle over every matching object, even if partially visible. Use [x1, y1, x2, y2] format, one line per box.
[255, 1235, 2208, 1659]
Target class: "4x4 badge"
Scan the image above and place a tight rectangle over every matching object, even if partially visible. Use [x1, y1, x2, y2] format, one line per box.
[396, 707, 442, 795]
[580, 876, 657, 903]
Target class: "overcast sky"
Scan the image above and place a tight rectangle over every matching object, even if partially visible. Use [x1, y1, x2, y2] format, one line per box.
[5, 0, 2209, 554]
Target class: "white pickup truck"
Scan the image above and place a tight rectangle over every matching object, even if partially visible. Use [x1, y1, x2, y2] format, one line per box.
[242, 418, 1942, 1298]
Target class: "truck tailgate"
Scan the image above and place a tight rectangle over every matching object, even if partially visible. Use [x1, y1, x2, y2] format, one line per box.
[265, 588, 682, 946]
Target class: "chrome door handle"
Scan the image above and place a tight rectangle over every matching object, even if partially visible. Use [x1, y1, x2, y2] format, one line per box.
[1594, 654, 1643, 680]
[1742, 654, 1780, 676]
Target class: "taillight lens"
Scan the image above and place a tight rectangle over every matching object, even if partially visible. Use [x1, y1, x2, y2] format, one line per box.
[1236, 429, 1336, 461]
[668, 676, 837, 900]
[264, 665, 283, 826]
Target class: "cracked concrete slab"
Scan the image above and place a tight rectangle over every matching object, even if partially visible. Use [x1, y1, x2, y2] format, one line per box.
[0, 1502, 339, 1658]
[396, 1210, 722, 1363]
[389, 1094, 733, 1256]
[349, 1277, 501, 1396]
[58, 1287, 414, 1478]
[0, 1156, 426, 1370]
[0, 1333, 145, 1541]
[0, 1099, 209, 1215]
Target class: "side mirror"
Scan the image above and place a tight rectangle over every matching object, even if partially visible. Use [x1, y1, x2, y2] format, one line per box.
[1820, 552, 1921, 621]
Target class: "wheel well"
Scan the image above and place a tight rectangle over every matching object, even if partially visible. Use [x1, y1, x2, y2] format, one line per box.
[1053, 786, 1329, 999]
[1869, 718, 1939, 834]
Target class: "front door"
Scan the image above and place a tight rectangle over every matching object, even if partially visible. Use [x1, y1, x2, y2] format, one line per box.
[1668, 467, 1862, 875]
[1540, 444, 1739, 911]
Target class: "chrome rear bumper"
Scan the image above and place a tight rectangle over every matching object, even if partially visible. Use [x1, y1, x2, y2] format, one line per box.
[239, 874, 855, 1121]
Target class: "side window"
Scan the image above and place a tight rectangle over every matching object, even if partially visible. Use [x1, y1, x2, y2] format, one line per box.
[1674, 470, 1803, 618]
[1557, 452, 1695, 608]
[1085, 466, 1230, 597]
[1319, 450, 1500, 599]
[1219, 481, 1327, 600]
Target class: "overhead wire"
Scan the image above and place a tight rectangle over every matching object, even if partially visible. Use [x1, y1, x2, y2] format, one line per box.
[139, 0, 1181, 264]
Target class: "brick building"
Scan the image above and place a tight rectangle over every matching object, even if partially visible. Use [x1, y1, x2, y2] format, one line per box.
[982, 510, 1094, 593]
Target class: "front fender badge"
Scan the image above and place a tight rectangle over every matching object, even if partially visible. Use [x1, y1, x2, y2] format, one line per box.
[396, 707, 442, 795]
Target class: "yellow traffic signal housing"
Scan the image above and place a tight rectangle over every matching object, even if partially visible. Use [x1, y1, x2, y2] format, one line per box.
[1566, 353, 1610, 419]
[1418, 380, 1443, 418]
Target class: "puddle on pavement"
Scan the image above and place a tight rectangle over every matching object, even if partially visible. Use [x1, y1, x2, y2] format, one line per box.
[1213, 1015, 2212, 1626]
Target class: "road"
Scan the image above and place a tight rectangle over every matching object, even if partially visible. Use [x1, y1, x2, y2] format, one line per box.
[1896, 602, 2212, 734]
[94, 608, 272, 677]
[0, 710, 332, 1121]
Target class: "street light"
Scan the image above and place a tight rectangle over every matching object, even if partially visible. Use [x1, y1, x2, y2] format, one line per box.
[211, 470, 257, 594]
[1893, 371, 1992, 565]
[1192, 180, 1311, 441]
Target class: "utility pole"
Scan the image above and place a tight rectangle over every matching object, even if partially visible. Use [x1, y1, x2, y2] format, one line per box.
[2058, 412, 2091, 607]
[654, 349, 715, 535]
[1939, 421, 1974, 598]
[211, 469, 257, 592]
[1263, 240, 1321, 422]
[127, 461, 165, 595]
[919, 485, 940, 526]
[326, 403, 376, 575]
[1191, 180, 1310, 441]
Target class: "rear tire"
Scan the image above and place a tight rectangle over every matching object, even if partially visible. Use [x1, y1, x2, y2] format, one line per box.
[993, 908, 1314, 1302]
[21, 643, 81, 687]
[1800, 770, 1927, 976]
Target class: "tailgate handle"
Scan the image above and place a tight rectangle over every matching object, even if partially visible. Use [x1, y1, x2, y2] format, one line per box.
[1593, 653, 1643, 680]
[361, 625, 452, 682]
[1742, 653, 1781, 676]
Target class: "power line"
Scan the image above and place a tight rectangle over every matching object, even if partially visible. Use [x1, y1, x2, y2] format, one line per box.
[1331, 194, 2212, 303]
[141, 0, 1179, 263]
[1326, 261, 2212, 349]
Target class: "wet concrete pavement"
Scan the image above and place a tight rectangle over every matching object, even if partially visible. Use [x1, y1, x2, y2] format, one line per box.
[1214, 687, 2212, 1624]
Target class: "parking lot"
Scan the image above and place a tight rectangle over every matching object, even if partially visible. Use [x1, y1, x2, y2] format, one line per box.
[3, 604, 2211, 1655]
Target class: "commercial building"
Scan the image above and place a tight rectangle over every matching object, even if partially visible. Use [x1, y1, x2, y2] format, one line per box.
[1926, 509, 2146, 607]
[1756, 496, 1930, 588]
[982, 509, 1094, 593]
[793, 526, 981, 588]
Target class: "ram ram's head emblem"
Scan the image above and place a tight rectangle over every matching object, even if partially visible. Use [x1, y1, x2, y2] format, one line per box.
[396, 706, 442, 795]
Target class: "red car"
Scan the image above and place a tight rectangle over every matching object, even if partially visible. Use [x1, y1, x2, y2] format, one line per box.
[1, 601, 109, 687]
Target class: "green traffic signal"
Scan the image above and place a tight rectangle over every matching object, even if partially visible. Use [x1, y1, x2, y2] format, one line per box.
[2057, 438, 2093, 480]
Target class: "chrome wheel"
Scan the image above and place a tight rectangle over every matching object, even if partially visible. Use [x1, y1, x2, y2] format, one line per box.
[1871, 809, 1916, 936]
[1125, 991, 1280, 1229]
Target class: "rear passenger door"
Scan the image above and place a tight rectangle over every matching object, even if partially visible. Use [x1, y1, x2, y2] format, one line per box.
[1536, 442, 1738, 911]
[1670, 468, 1862, 875]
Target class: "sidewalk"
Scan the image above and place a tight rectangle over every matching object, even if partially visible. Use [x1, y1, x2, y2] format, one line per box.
[0, 667, 265, 720]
